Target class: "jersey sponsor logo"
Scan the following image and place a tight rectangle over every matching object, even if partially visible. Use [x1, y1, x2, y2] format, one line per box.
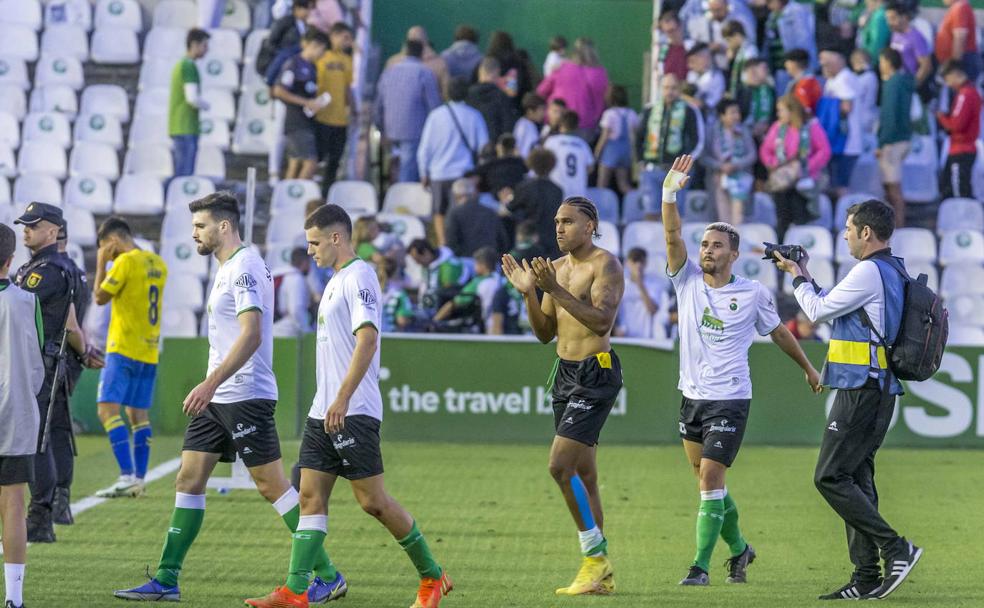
[26, 272, 43, 288]
[235, 273, 257, 289]
[566, 398, 592, 411]
[232, 422, 257, 440]
[358, 288, 377, 306]
[699, 306, 726, 342]
[708, 419, 737, 433]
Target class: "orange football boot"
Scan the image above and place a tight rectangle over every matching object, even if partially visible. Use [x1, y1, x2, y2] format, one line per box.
[244, 586, 309, 608]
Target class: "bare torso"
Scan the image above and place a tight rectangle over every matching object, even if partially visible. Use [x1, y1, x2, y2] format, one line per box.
[545, 248, 622, 361]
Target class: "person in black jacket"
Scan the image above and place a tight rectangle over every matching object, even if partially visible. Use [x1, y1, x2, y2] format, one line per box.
[257, 0, 312, 77]
[467, 56, 519, 142]
[506, 147, 564, 259]
[445, 179, 510, 258]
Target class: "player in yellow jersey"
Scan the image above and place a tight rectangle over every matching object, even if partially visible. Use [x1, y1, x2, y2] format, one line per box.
[91, 218, 168, 498]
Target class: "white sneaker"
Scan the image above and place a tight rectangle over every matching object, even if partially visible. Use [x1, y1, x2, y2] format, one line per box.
[94, 475, 144, 498]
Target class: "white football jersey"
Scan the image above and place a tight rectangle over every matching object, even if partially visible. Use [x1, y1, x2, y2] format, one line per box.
[544, 134, 594, 199]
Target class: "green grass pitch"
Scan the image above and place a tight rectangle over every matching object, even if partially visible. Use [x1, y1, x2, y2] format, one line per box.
[13, 436, 981, 607]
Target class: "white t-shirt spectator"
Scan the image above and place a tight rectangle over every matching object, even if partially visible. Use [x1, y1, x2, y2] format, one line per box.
[616, 274, 670, 339]
[273, 267, 313, 337]
[824, 67, 864, 156]
[687, 69, 726, 110]
[855, 69, 879, 136]
[544, 133, 594, 199]
[513, 116, 540, 158]
[668, 259, 780, 400]
[599, 107, 640, 141]
[543, 50, 566, 77]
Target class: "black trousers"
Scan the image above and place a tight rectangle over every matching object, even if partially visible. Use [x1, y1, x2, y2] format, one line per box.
[31, 371, 75, 511]
[316, 123, 349, 197]
[814, 381, 904, 582]
[940, 152, 976, 200]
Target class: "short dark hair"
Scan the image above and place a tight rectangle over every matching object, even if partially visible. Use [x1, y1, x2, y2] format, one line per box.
[449, 77, 470, 101]
[941, 59, 967, 78]
[187, 28, 210, 49]
[658, 10, 680, 26]
[408, 238, 436, 257]
[847, 199, 895, 241]
[526, 147, 556, 176]
[0, 223, 14, 266]
[687, 42, 710, 58]
[606, 84, 628, 108]
[743, 57, 767, 71]
[304, 203, 352, 235]
[550, 35, 567, 51]
[521, 92, 545, 113]
[329, 21, 353, 36]
[716, 97, 741, 116]
[472, 246, 498, 271]
[783, 48, 810, 68]
[516, 219, 538, 240]
[479, 55, 501, 76]
[559, 109, 580, 131]
[293, 0, 313, 9]
[496, 132, 516, 151]
[705, 222, 740, 251]
[885, 0, 913, 17]
[721, 19, 746, 39]
[97, 216, 132, 245]
[880, 47, 903, 71]
[454, 24, 479, 43]
[303, 29, 330, 48]
[562, 196, 600, 237]
[290, 247, 309, 267]
[550, 97, 567, 108]
[627, 247, 648, 263]
[189, 191, 240, 228]
[405, 39, 424, 58]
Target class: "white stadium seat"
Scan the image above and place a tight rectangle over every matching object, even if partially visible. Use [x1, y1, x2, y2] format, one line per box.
[238, 86, 273, 121]
[327, 180, 378, 213]
[586, 187, 619, 225]
[0, 112, 20, 150]
[79, 84, 130, 124]
[63, 174, 113, 214]
[133, 87, 170, 119]
[22, 112, 72, 149]
[747, 192, 777, 227]
[681, 222, 707, 258]
[28, 85, 78, 119]
[201, 88, 236, 123]
[41, 24, 88, 61]
[271, 179, 320, 213]
[91, 27, 140, 64]
[680, 189, 713, 222]
[13, 173, 61, 205]
[165, 274, 205, 312]
[153, 0, 196, 28]
[62, 204, 96, 245]
[138, 57, 175, 91]
[242, 29, 268, 66]
[835, 229, 853, 264]
[35, 54, 85, 90]
[231, 116, 273, 154]
[114, 174, 164, 215]
[937, 198, 984, 235]
[784, 259, 834, 294]
[94, 0, 142, 32]
[783, 225, 834, 261]
[0, 86, 26, 119]
[890, 227, 937, 264]
[901, 135, 939, 203]
[198, 58, 240, 91]
[160, 306, 199, 337]
[64, 241, 85, 269]
[240, 58, 266, 90]
[44, 0, 93, 32]
[204, 28, 243, 63]
[143, 26, 186, 61]
[834, 193, 877, 230]
[804, 194, 833, 230]
[0, 0, 42, 30]
[0, 57, 30, 91]
[907, 261, 939, 293]
[939, 230, 984, 266]
[947, 293, 984, 326]
[219, 0, 251, 35]
[18, 141, 66, 179]
[947, 324, 984, 347]
[265, 240, 300, 273]
[193, 144, 225, 180]
[69, 141, 119, 180]
[623, 221, 667, 258]
[0, 197, 10, 217]
[737, 223, 777, 253]
[0, 147, 13, 178]
[124, 144, 173, 179]
[161, 236, 209, 279]
[74, 112, 124, 149]
[736, 256, 778, 291]
[836, 259, 857, 282]
[161, 204, 193, 238]
[382, 182, 432, 216]
[375, 213, 427, 248]
[166, 175, 215, 209]
[0, 25, 39, 62]
[940, 264, 984, 298]
[128, 113, 171, 148]
[266, 212, 304, 245]
[199, 118, 230, 151]
[595, 220, 621, 256]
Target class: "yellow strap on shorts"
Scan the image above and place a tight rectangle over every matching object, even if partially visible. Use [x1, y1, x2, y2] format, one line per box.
[595, 352, 612, 369]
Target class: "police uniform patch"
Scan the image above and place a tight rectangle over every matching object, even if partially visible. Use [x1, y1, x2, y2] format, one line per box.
[26, 272, 43, 288]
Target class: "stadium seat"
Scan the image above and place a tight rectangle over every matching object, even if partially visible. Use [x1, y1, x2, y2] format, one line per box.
[974, 142, 984, 201]
[939, 229, 984, 266]
[128, 113, 171, 148]
[238, 86, 273, 121]
[0, 112, 19, 150]
[242, 28, 268, 66]
[160, 306, 199, 337]
[327, 180, 378, 213]
[0, 0, 42, 30]
[69, 141, 119, 180]
[834, 193, 877, 229]
[133, 87, 170, 119]
[153, 0, 196, 28]
[17, 141, 66, 179]
[165, 274, 205, 312]
[0, 145, 13, 178]
[834, 229, 853, 264]
[201, 88, 236, 123]
[0, 197, 10, 218]
[681, 222, 707, 258]
[271, 179, 320, 214]
[737, 223, 777, 253]
[947, 324, 984, 347]
[622, 220, 667, 257]
[890, 227, 937, 264]
[382, 182, 432, 216]
[63, 174, 113, 214]
[901, 135, 939, 203]
[747, 192, 777, 227]
[94, 0, 142, 32]
[946, 294, 984, 326]
[219, 0, 251, 35]
[22, 111, 72, 149]
[586, 187, 619, 225]
[836, 258, 857, 282]
[240, 57, 266, 91]
[61, 204, 96, 245]
[161, 236, 209, 279]
[143, 26, 186, 61]
[940, 263, 984, 298]
[783, 225, 833, 260]
[231, 116, 273, 154]
[937, 198, 984, 235]
[138, 56, 175, 91]
[375, 213, 426, 248]
[784, 259, 833, 294]
[198, 58, 240, 91]
[28, 85, 78, 119]
[0, 57, 29, 91]
[124, 144, 173, 179]
[74, 112, 124, 149]
[803, 193, 833, 230]
[847, 154, 884, 200]
[264, 240, 299, 272]
[680, 189, 713, 222]
[44, 1, 93, 32]
[35, 54, 84, 90]
[193, 144, 225, 180]
[736, 256, 778, 291]
[620, 191, 644, 225]
[907, 261, 939, 293]
[161, 204, 192, 238]
[0, 25, 39, 62]
[166, 175, 215, 209]
[91, 27, 140, 64]
[13, 173, 61, 205]
[204, 28, 243, 63]
[0, 86, 26, 119]
[41, 24, 88, 61]
[199, 118, 231, 151]
[115, 173, 165, 215]
[595, 220, 621, 256]
[266, 212, 304, 245]
[63, 240, 84, 269]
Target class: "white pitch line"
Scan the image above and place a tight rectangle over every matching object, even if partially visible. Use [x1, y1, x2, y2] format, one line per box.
[0, 457, 182, 556]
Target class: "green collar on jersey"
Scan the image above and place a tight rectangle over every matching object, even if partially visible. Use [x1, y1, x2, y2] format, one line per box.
[339, 256, 362, 270]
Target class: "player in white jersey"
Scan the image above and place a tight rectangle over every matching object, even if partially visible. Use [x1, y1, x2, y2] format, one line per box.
[543, 110, 595, 199]
[116, 193, 341, 603]
[661, 156, 821, 586]
[246, 205, 452, 608]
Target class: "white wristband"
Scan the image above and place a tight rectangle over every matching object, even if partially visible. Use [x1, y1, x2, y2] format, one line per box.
[662, 188, 677, 203]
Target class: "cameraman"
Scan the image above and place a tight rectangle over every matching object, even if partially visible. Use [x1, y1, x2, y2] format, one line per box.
[774, 199, 922, 601]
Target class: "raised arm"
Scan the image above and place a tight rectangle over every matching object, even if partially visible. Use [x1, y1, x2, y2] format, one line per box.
[529, 254, 624, 337]
[502, 254, 556, 343]
[662, 155, 694, 275]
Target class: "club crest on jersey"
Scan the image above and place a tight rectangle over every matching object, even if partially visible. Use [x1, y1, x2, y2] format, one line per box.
[729, 298, 738, 311]
[235, 273, 257, 289]
[358, 288, 376, 306]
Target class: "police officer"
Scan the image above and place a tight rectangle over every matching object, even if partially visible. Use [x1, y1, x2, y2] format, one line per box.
[12, 202, 100, 543]
[774, 199, 922, 601]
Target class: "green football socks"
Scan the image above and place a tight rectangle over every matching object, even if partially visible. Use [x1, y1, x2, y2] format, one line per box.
[720, 488, 748, 557]
[275, 489, 337, 581]
[398, 521, 443, 580]
[155, 493, 206, 587]
[285, 515, 329, 594]
[693, 489, 726, 572]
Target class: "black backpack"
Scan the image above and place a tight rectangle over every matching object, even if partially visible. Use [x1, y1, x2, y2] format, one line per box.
[863, 255, 948, 382]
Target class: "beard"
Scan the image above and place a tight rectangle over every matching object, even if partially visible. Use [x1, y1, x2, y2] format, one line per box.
[700, 258, 717, 274]
[196, 241, 215, 256]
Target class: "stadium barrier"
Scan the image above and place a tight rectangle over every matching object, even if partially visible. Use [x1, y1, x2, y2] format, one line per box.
[70, 336, 984, 448]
